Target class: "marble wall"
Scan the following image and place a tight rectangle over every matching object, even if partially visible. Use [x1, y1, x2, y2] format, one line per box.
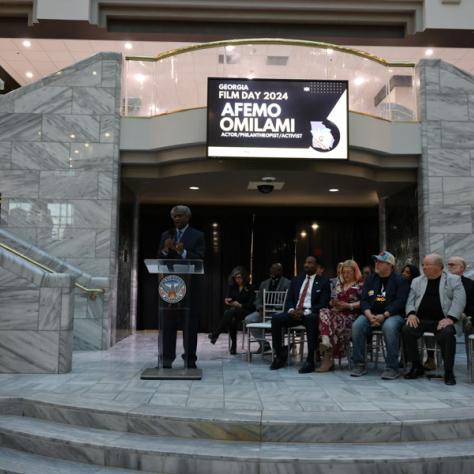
[385, 185, 420, 268]
[0, 53, 122, 350]
[417, 59, 474, 269]
[0, 246, 73, 373]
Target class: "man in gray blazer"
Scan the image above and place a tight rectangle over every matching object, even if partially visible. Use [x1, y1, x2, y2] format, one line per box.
[244, 263, 291, 354]
[403, 254, 466, 385]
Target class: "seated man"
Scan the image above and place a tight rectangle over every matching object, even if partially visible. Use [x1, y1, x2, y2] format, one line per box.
[351, 251, 410, 380]
[403, 254, 466, 385]
[447, 256, 474, 360]
[244, 263, 291, 354]
[270, 256, 331, 373]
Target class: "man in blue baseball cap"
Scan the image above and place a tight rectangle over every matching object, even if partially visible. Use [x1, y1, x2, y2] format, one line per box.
[350, 250, 410, 379]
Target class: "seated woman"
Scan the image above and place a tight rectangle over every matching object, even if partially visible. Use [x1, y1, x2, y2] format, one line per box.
[317, 259, 362, 372]
[401, 264, 420, 282]
[208, 266, 255, 354]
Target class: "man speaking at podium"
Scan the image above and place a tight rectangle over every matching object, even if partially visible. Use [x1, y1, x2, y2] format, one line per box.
[158, 205, 205, 369]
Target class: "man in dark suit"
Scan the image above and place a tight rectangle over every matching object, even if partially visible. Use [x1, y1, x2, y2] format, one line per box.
[158, 205, 205, 369]
[270, 256, 331, 373]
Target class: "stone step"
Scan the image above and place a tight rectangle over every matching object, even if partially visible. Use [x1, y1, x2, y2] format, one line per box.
[0, 446, 156, 474]
[5, 395, 474, 444]
[1, 415, 474, 473]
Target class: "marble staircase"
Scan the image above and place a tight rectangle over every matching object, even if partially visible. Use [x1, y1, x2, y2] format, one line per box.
[1, 396, 474, 473]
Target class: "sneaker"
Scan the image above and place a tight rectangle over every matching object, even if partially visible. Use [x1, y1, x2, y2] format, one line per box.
[381, 368, 400, 380]
[350, 364, 367, 377]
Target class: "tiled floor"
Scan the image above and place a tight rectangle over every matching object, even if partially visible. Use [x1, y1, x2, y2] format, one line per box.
[0, 332, 472, 413]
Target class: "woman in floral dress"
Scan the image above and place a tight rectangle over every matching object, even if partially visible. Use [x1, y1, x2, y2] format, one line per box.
[317, 259, 362, 372]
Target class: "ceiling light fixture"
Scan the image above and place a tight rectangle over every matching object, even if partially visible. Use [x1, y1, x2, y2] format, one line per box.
[22, 40, 31, 48]
[311, 223, 319, 230]
[425, 48, 434, 56]
[25, 71, 34, 78]
[329, 188, 339, 192]
[189, 186, 200, 190]
[124, 42, 133, 50]
[300, 231, 307, 238]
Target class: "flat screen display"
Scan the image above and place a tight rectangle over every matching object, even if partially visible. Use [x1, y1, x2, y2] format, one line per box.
[207, 78, 348, 159]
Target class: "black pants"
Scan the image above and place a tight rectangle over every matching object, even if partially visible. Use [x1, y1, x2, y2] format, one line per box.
[402, 320, 456, 372]
[162, 308, 199, 364]
[213, 308, 248, 344]
[271, 311, 319, 364]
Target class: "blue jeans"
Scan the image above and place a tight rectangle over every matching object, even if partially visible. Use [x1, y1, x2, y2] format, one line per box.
[351, 314, 404, 370]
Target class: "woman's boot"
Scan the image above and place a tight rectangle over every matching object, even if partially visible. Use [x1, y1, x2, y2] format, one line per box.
[316, 346, 334, 372]
[230, 338, 237, 355]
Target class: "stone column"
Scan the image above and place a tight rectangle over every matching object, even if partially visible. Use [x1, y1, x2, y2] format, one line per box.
[417, 59, 474, 266]
[0, 52, 122, 349]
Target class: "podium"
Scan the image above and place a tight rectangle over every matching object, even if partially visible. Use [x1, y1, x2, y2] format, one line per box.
[141, 259, 204, 380]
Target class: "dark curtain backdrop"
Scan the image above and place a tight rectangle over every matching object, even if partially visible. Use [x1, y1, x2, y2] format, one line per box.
[137, 205, 378, 332]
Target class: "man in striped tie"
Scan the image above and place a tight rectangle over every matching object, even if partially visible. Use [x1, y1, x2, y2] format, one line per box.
[270, 256, 331, 373]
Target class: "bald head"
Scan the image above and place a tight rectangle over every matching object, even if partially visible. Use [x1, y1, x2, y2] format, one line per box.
[269, 263, 283, 278]
[422, 254, 444, 279]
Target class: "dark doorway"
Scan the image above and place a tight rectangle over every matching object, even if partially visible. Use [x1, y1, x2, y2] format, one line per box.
[137, 205, 378, 332]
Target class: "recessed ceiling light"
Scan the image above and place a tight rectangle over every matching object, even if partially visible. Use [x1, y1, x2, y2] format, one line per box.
[189, 186, 200, 190]
[327, 48, 334, 55]
[124, 42, 133, 50]
[329, 188, 339, 192]
[311, 223, 319, 230]
[25, 71, 34, 78]
[70, 134, 75, 139]
[22, 40, 31, 48]
[212, 222, 219, 228]
[225, 45, 235, 52]
[354, 77, 365, 86]
[425, 48, 434, 56]
[300, 231, 307, 238]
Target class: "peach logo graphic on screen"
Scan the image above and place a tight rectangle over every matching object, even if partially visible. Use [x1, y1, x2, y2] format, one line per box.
[159, 275, 187, 304]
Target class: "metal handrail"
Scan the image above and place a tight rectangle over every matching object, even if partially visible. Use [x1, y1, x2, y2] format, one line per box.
[0, 241, 104, 300]
[125, 38, 416, 68]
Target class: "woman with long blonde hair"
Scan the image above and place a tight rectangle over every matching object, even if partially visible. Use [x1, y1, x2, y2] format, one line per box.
[317, 259, 362, 372]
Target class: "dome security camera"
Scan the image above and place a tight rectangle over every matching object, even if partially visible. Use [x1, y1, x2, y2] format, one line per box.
[256, 176, 276, 194]
[257, 184, 274, 194]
